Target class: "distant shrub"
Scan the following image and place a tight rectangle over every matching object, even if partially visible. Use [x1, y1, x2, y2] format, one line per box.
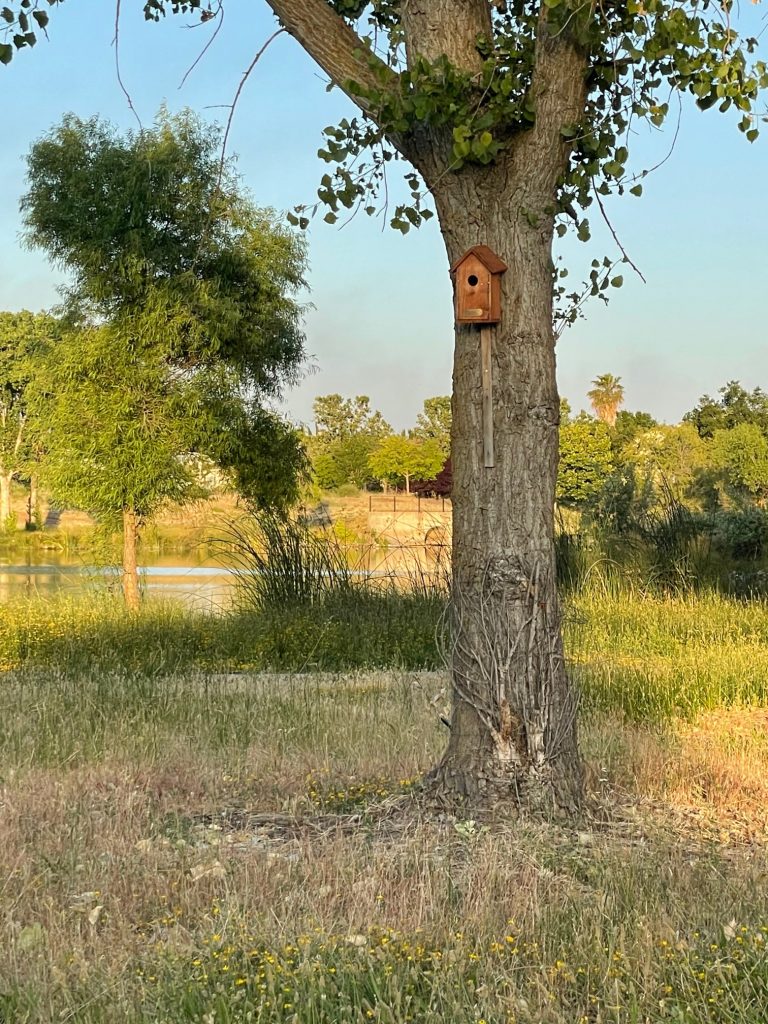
[711, 507, 768, 560]
[336, 483, 360, 498]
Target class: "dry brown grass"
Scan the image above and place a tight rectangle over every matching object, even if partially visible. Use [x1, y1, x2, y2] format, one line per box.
[2, 667, 768, 1022]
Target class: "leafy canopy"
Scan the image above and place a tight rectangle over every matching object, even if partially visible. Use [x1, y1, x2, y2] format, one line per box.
[410, 396, 451, 457]
[308, 394, 391, 491]
[685, 381, 768, 439]
[22, 108, 309, 517]
[369, 434, 444, 490]
[557, 417, 614, 506]
[712, 422, 768, 503]
[4, 1, 765, 244]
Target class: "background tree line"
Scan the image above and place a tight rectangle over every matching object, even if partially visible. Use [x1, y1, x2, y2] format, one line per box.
[304, 375, 768, 565]
[303, 394, 451, 495]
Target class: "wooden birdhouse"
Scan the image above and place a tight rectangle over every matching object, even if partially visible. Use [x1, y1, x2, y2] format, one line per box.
[450, 245, 508, 325]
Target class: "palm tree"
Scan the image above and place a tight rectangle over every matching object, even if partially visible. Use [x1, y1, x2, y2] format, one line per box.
[587, 374, 624, 427]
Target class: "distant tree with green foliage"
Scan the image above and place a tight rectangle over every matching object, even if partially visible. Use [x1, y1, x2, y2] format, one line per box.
[0, 310, 56, 530]
[557, 417, 613, 506]
[587, 374, 624, 428]
[712, 423, 768, 505]
[312, 394, 391, 442]
[309, 394, 391, 491]
[612, 410, 658, 459]
[626, 423, 709, 502]
[369, 435, 444, 494]
[685, 381, 768, 439]
[22, 110, 308, 608]
[411, 396, 451, 457]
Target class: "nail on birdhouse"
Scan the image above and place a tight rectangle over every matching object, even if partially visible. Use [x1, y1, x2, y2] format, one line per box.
[450, 245, 507, 324]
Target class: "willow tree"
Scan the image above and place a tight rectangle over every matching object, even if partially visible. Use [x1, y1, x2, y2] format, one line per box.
[22, 110, 307, 610]
[4, 1, 767, 809]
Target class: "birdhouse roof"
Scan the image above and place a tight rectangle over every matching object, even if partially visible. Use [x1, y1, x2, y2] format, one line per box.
[450, 245, 508, 276]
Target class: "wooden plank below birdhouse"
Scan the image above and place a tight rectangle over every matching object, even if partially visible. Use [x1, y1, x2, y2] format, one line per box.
[481, 326, 494, 468]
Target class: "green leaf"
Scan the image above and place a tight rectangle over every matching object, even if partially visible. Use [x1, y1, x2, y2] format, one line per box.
[629, 184, 643, 197]
[610, 275, 624, 288]
[1, 8, 14, 24]
[32, 9, 49, 29]
[696, 93, 718, 110]
[0, 42, 12, 64]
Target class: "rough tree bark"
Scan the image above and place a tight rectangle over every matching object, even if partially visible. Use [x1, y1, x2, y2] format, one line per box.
[122, 505, 141, 612]
[430, 171, 582, 812]
[265, 0, 589, 812]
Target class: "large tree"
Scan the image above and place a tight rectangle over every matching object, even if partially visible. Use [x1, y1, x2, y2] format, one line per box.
[712, 423, 768, 506]
[4, 1, 767, 810]
[22, 110, 308, 609]
[309, 393, 391, 490]
[557, 416, 613, 507]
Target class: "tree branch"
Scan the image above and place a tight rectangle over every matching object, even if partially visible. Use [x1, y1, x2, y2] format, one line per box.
[261, 0, 400, 121]
[400, 0, 492, 76]
[514, 10, 588, 202]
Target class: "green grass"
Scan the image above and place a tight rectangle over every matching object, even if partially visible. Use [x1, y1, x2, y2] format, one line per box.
[0, 588, 444, 676]
[4, 587, 768, 722]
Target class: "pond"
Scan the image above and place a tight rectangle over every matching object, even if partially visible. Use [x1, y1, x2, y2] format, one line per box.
[0, 542, 449, 610]
[0, 551, 237, 610]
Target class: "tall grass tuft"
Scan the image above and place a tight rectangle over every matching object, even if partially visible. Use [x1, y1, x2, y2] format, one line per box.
[218, 510, 356, 611]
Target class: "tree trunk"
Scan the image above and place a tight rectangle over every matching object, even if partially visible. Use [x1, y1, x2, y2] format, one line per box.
[27, 473, 40, 530]
[405, 473, 411, 495]
[429, 163, 583, 815]
[0, 472, 14, 530]
[122, 506, 141, 612]
[263, 0, 588, 814]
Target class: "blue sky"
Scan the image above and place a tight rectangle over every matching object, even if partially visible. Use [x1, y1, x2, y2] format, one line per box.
[1, 0, 767, 429]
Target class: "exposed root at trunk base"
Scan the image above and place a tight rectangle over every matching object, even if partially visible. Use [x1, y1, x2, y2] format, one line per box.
[423, 756, 583, 822]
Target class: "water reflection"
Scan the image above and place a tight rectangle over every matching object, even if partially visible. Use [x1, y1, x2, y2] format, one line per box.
[0, 541, 450, 610]
[0, 552, 236, 610]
